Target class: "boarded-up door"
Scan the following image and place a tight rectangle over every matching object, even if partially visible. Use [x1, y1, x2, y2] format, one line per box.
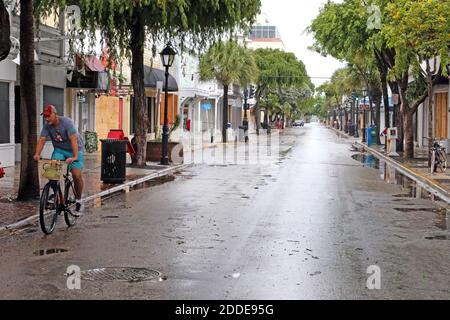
[435, 92, 449, 140]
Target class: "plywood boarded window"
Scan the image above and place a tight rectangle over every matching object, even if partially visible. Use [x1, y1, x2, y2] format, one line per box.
[435, 92, 449, 140]
[160, 94, 178, 125]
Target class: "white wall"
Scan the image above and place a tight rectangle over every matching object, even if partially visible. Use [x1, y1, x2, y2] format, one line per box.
[35, 64, 67, 159]
[0, 60, 17, 167]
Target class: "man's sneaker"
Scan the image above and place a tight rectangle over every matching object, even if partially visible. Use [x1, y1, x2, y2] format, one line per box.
[73, 201, 85, 217]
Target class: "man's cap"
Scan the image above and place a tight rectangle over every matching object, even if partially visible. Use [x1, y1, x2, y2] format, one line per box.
[41, 104, 57, 117]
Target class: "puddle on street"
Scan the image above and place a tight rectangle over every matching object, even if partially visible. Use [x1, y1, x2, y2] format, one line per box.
[34, 248, 68, 256]
[351, 154, 380, 169]
[131, 175, 176, 190]
[352, 152, 435, 201]
[424, 235, 450, 240]
[92, 175, 178, 209]
[352, 152, 449, 232]
[394, 208, 437, 213]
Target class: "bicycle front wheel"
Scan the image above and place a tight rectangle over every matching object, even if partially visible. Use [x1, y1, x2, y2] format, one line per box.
[64, 180, 78, 227]
[39, 182, 59, 235]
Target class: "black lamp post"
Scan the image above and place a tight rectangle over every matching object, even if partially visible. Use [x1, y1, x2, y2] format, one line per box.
[354, 95, 359, 138]
[344, 100, 350, 134]
[242, 87, 249, 143]
[349, 96, 354, 136]
[362, 87, 368, 143]
[160, 44, 177, 165]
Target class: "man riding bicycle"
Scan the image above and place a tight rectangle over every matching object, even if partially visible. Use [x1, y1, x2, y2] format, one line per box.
[34, 104, 85, 214]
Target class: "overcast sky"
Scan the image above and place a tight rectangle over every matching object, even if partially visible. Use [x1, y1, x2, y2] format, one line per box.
[261, 0, 346, 88]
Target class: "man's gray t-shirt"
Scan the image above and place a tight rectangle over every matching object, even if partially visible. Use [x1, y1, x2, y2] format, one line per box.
[40, 116, 84, 152]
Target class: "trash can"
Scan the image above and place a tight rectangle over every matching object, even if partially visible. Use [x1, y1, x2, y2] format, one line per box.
[348, 124, 355, 136]
[367, 126, 377, 146]
[101, 139, 128, 183]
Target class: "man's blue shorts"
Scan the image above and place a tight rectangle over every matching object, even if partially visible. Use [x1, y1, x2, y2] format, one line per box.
[52, 148, 84, 171]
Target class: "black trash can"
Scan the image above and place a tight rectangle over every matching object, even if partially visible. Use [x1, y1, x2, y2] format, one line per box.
[348, 124, 355, 136]
[101, 139, 127, 183]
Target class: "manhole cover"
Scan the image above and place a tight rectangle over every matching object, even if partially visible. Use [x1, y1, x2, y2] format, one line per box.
[81, 267, 162, 282]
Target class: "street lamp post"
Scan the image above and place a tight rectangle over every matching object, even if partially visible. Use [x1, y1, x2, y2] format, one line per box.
[159, 44, 176, 165]
[349, 97, 354, 136]
[242, 87, 249, 143]
[362, 88, 368, 143]
[354, 96, 359, 138]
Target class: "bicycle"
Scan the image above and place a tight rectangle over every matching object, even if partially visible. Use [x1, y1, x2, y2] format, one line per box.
[39, 159, 79, 234]
[430, 140, 447, 174]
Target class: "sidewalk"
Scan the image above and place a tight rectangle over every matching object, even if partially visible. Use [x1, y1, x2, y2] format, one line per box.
[330, 126, 450, 202]
[0, 152, 187, 229]
[0, 130, 282, 230]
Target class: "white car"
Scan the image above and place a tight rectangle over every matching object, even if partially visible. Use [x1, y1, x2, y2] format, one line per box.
[293, 120, 304, 127]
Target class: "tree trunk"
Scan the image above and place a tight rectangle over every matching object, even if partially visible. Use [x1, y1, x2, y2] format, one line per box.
[381, 74, 390, 129]
[255, 88, 262, 135]
[399, 78, 413, 158]
[427, 69, 434, 166]
[254, 102, 260, 135]
[403, 111, 414, 159]
[344, 109, 348, 133]
[391, 81, 404, 152]
[0, 0, 11, 61]
[222, 84, 228, 142]
[375, 99, 381, 144]
[17, 0, 40, 200]
[380, 73, 390, 147]
[130, 10, 148, 167]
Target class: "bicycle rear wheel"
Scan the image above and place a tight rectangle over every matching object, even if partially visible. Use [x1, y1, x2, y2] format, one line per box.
[64, 180, 78, 227]
[39, 182, 59, 234]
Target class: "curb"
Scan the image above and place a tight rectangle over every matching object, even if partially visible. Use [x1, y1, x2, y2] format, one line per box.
[0, 163, 192, 233]
[329, 126, 450, 204]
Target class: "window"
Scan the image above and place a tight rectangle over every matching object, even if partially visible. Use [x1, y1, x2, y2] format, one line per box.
[43, 86, 64, 116]
[0, 82, 10, 144]
[250, 25, 280, 39]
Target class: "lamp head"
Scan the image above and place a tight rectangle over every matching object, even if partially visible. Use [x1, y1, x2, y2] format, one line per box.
[159, 45, 177, 68]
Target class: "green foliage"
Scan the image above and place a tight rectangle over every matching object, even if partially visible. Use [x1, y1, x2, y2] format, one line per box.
[308, 0, 370, 62]
[383, 0, 450, 78]
[253, 48, 311, 90]
[35, 0, 262, 61]
[251, 48, 312, 123]
[199, 40, 257, 87]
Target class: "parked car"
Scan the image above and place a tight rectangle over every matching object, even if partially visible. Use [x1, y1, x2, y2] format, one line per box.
[293, 120, 304, 127]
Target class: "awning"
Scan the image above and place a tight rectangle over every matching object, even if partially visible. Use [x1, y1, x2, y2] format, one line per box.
[83, 55, 106, 72]
[144, 66, 178, 92]
[67, 55, 109, 90]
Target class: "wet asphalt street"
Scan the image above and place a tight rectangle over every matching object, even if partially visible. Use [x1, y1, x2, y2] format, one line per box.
[0, 124, 449, 299]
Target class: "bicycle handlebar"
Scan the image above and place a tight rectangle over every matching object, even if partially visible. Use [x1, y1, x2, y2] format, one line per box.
[39, 158, 79, 163]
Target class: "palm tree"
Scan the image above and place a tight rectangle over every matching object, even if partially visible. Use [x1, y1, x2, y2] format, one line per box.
[199, 41, 257, 142]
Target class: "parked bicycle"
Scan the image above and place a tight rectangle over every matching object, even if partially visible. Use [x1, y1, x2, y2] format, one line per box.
[430, 140, 447, 174]
[39, 159, 79, 234]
